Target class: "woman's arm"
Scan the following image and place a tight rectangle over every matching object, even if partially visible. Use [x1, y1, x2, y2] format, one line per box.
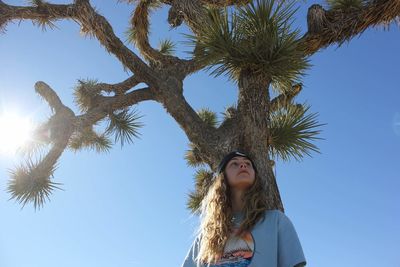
[277, 211, 307, 267]
[181, 237, 201, 267]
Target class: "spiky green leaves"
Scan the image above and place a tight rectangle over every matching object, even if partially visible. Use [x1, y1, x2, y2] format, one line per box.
[105, 109, 142, 146]
[187, 169, 214, 213]
[185, 108, 218, 166]
[73, 79, 102, 112]
[17, 122, 52, 157]
[69, 109, 142, 151]
[185, 143, 205, 167]
[197, 108, 218, 128]
[185, 108, 219, 211]
[126, 0, 162, 49]
[326, 0, 366, 10]
[27, 0, 44, 5]
[8, 158, 62, 210]
[69, 127, 112, 153]
[269, 102, 323, 161]
[187, 0, 309, 89]
[158, 39, 176, 55]
[25, 0, 58, 31]
[73, 79, 143, 151]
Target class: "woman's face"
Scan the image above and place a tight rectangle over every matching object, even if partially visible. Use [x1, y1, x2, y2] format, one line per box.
[224, 156, 255, 190]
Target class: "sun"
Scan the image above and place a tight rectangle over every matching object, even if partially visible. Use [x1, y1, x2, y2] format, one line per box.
[0, 112, 34, 155]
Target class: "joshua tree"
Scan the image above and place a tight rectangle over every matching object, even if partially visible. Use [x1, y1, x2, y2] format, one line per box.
[1, 0, 399, 210]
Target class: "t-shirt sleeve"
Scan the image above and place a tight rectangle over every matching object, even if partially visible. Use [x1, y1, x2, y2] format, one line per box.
[277, 212, 306, 267]
[181, 237, 201, 267]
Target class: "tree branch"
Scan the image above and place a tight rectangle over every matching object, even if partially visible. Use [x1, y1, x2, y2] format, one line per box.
[301, 0, 400, 55]
[34, 79, 155, 151]
[0, 1, 159, 86]
[76, 87, 155, 130]
[130, 0, 203, 76]
[0, 1, 74, 31]
[34, 82, 76, 142]
[73, 1, 159, 86]
[35, 81, 66, 113]
[155, 79, 219, 165]
[96, 75, 142, 95]
[270, 83, 302, 112]
[200, 0, 250, 7]
[166, 0, 210, 37]
[8, 81, 76, 209]
[131, 0, 167, 63]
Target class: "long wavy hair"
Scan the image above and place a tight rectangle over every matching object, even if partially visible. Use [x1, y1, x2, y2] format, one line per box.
[197, 169, 269, 264]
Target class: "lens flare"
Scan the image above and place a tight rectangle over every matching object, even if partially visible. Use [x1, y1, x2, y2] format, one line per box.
[0, 112, 33, 154]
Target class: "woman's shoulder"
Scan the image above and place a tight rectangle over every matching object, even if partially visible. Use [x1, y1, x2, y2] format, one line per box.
[264, 209, 285, 218]
[260, 209, 291, 225]
[254, 210, 298, 237]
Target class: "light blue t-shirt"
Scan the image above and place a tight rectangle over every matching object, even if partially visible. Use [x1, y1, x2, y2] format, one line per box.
[182, 210, 306, 267]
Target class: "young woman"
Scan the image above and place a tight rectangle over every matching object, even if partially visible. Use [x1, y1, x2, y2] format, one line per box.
[182, 151, 306, 267]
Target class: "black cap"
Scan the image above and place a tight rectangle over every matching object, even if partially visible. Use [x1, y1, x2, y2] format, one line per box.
[216, 151, 257, 174]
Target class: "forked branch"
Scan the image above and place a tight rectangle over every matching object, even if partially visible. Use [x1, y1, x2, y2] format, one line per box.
[95, 76, 142, 95]
[302, 0, 400, 55]
[0, 1, 158, 86]
[76, 86, 155, 130]
[131, 0, 168, 63]
[270, 84, 302, 112]
[73, 1, 158, 85]
[8, 82, 76, 209]
[130, 0, 202, 75]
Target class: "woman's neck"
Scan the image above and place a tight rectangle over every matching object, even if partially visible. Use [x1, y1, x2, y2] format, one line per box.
[231, 189, 245, 212]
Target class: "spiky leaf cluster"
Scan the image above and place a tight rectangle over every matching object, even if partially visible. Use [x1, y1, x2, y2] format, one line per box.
[187, 0, 309, 89]
[185, 143, 205, 167]
[187, 169, 214, 213]
[17, 122, 52, 157]
[326, 0, 366, 10]
[69, 127, 112, 153]
[126, 0, 162, 46]
[222, 105, 237, 120]
[33, 17, 57, 31]
[126, 27, 139, 46]
[26, 0, 58, 31]
[7, 159, 62, 210]
[185, 108, 218, 167]
[105, 109, 142, 146]
[269, 102, 323, 161]
[185, 108, 218, 211]
[73, 79, 101, 112]
[27, 0, 44, 6]
[158, 39, 176, 55]
[198, 108, 218, 128]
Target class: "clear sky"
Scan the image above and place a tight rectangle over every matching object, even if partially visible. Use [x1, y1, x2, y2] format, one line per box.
[0, 1, 399, 267]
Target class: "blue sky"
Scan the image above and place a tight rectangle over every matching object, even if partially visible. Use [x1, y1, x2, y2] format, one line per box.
[0, 1, 399, 267]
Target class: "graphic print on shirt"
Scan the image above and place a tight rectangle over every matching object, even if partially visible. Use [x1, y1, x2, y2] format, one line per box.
[210, 229, 254, 267]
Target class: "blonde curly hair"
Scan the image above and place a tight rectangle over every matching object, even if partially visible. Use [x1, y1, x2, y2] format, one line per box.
[197, 169, 268, 264]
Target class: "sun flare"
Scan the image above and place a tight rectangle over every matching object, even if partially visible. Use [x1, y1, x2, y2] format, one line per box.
[0, 112, 34, 154]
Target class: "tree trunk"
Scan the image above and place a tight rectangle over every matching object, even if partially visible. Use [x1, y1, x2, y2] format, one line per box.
[236, 70, 284, 211]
